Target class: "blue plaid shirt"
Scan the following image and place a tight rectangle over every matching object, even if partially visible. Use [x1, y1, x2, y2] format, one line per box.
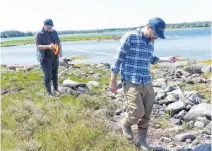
[111, 29, 159, 85]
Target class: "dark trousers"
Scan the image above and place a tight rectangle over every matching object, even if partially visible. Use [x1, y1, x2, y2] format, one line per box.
[40, 56, 59, 94]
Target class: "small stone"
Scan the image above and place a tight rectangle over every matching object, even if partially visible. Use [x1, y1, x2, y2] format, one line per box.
[176, 110, 186, 119]
[173, 133, 196, 142]
[115, 110, 122, 115]
[187, 121, 195, 129]
[170, 118, 183, 125]
[159, 111, 165, 115]
[194, 121, 205, 129]
[160, 137, 172, 143]
[63, 80, 79, 87]
[164, 86, 176, 93]
[155, 123, 161, 129]
[186, 139, 192, 143]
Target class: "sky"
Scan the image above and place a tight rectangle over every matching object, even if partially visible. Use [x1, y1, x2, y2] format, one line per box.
[0, 0, 211, 32]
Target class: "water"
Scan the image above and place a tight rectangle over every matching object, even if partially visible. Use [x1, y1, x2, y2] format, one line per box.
[1, 28, 211, 65]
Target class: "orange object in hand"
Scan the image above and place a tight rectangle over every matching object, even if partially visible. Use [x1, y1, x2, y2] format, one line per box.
[53, 44, 59, 55]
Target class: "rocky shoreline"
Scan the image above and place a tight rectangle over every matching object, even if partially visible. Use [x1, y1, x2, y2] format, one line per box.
[1, 59, 211, 151]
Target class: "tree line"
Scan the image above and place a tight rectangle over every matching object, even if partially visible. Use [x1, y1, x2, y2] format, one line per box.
[1, 21, 211, 38]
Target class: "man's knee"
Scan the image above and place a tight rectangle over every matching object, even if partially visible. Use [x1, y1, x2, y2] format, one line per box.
[127, 107, 145, 124]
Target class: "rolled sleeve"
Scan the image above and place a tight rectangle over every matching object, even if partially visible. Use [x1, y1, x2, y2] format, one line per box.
[150, 56, 159, 64]
[111, 34, 131, 73]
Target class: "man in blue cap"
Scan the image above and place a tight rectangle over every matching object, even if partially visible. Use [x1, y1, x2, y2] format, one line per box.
[36, 18, 62, 97]
[110, 17, 177, 150]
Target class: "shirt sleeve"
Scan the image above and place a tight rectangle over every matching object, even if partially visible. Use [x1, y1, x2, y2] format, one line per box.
[35, 32, 43, 46]
[150, 56, 159, 64]
[111, 33, 131, 73]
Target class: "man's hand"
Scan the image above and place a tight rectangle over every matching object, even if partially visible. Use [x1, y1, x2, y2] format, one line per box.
[158, 56, 177, 63]
[168, 56, 177, 63]
[49, 43, 55, 50]
[110, 80, 118, 93]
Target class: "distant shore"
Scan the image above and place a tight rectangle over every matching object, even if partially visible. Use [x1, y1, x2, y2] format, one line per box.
[1, 35, 120, 47]
[1, 27, 210, 47]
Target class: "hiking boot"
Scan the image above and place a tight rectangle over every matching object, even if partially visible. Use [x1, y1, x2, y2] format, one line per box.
[135, 135, 154, 151]
[47, 92, 55, 98]
[121, 119, 133, 140]
[53, 90, 60, 96]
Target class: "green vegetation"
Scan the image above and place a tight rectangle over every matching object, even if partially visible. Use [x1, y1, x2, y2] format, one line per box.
[197, 59, 212, 65]
[1, 68, 135, 151]
[1, 35, 118, 47]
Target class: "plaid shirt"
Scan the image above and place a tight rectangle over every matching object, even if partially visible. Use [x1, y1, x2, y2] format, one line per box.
[111, 29, 159, 85]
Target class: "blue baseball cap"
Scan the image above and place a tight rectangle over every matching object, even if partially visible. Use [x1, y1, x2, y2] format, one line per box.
[43, 18, 54, 27]
[149, 17, 166, 39]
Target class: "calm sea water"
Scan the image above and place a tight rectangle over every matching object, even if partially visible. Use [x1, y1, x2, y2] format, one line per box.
[1, 28, 211, 65]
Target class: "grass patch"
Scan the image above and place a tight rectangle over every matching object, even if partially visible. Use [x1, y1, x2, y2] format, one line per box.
[202, 72, 212, 78]
[1, 69, 135, 151]
[197, 59, 212, 65]
[1, 71, 42, 89]
[152, 117, 170, 129]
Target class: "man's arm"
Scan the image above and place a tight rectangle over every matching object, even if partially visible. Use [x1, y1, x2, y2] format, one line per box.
[35, 32, 54, 50]
[110, 34, 131, 92]
[150, 56, 177, 64]
[158, 56, 177, 63]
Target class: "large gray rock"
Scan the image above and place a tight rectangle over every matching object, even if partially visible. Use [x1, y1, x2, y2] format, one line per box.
[58, 86, 76, 96]
[184, 64, 204, 74]
[184, 103, 211, 121]
[164, 86, 176, 93]
[63, 80, 79, 87]
[59, 58, 72, 67]
[173, 133, 196, 142]
[184, 91, 204, 105]
[8, 66, 16, 71]
[159, 94, 178, 105]
[167, 88, 184, 98]
[153, 78, 166, 87]
[166, 101, 186, 115]
[201, 65, 212, 73]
